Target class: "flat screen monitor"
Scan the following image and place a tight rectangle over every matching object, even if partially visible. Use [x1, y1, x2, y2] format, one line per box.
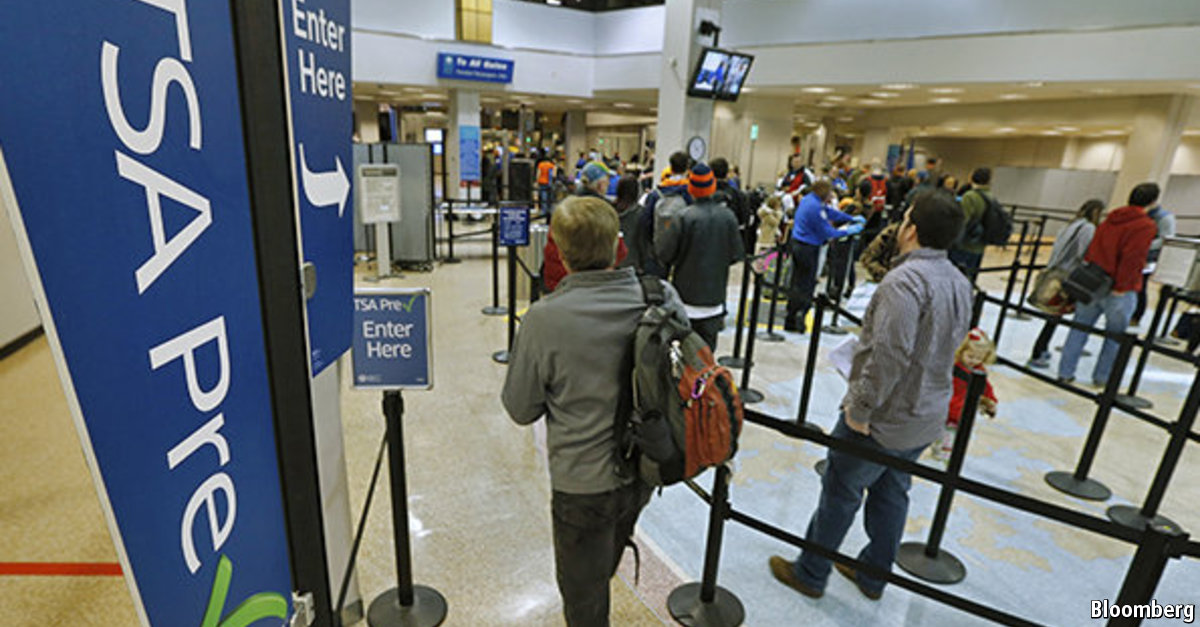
[687, 47, 754, 101]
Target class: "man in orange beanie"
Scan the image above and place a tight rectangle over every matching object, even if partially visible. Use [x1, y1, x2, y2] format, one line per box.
[655, 161, 745, 349]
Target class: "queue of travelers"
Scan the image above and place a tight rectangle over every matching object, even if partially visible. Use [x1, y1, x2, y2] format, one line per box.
[501, 138, 1178, 626]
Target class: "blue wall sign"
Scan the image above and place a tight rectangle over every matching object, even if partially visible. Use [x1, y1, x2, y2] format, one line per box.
[352, 289, 433, 390]
[283, 0, 354, 376]
[459, 125, 482, 184]
[437, 52, 514, 84]
[499, 207, 532, 247]
[0, 3, 292, 626]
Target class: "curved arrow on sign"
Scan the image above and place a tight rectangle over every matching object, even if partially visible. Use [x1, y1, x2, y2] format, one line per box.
[299, 143, 349, 217]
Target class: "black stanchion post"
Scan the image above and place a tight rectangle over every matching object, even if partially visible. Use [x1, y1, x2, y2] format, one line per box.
[739, 270, 766, 404]
[368, 392, 447, 627]
[759, 244, 786, 343]
[1160, 289, 1181, 342]
[444, 200, 461, 264]
[1045, 335, 1136, 501]
[1117, 284, 1172, 410]
[796, 296, 825, 428]
[896, 370, 986, 584]
[1108, 522, 1188, 627]
[822, 236, 855, 335]
[719, 257, 753, 369]
[481, 218, 507, 316]
[992, 220, 1029, 345]
[667, 465, 746, 626]
[493, 246, 517, 364]
[1012, 215, 1046, 321]
[1108, 368, 1200, 531]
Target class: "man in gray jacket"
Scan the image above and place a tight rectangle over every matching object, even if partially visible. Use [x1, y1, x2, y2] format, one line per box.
[502, 196, 687, 626]
[769, 190, 973, 602]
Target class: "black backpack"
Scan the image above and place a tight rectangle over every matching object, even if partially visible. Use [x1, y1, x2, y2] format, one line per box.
[964, 190, 1013, 246]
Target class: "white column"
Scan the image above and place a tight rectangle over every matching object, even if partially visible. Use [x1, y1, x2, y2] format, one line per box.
[1110, 94, 1193, 207]
[447, 89, 481, 199]
[654, 0, 721, 171]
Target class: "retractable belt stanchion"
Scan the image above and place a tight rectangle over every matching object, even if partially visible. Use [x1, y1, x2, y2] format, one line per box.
[1109, 522, 1189, 626]
[1012, 215, 1046, 320]
[896, 369, 987, 584]
[822, 236, 855, 336]
[481, 216, 507, 316]
[992, 220, 1029, 345]
[1117, 284, 1173, 410]
[368, 392, 447, 627]
[1107, 369, 1200, 531]
[739, 270, 766, 404]
[970, 289, 986, 328]
[1159, 289, 1182, 344]
[759, 244, 786, 343]
[796, 296, 824, 430]
[492, 245, 517, 364]
[443, 200, 461, 264]
[719, 256, 753, 369]
[1045, 335, 1137, 500]
[667, 465, 746, 627]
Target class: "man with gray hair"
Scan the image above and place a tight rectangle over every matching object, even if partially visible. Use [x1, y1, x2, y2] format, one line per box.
[503, 196, 687, 626]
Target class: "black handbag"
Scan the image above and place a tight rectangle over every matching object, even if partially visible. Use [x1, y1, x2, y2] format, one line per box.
[1062, 262, 1113, 305]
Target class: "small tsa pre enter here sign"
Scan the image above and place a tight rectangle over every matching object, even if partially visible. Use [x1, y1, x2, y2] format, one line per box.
[352, 288, 433, 389]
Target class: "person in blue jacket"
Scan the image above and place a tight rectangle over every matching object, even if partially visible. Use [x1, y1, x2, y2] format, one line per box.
[784, 179, 865, 332]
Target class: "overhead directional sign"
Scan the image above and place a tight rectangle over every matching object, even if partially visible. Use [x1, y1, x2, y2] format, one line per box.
[0, 3, 293, 625]
[283, 0, 354, 376]
[437, 52, 514, 84]
[352, 288, 433, 390]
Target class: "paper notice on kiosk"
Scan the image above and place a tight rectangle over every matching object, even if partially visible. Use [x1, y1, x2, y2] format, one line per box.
[827, 335, 858, 380]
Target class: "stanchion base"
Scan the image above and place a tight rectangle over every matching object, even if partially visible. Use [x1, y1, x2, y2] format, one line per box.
[1114, 394, 1154, 410]
[492, 350, 510, 364]
[741, 388, 764, 404]
[1153, 337, 1185, 349]
[814, 459, 828, 476]
[821, 325, 849, 336]
[757, 332, 785, 343]
[442, 257, 463, 265]
[717, 356, 746, 369]
[481, 306, 508, 316]
[1054, 346, 1093, 357]
[1106, 505, 1178, 532]
[1044, 471, 1111, 501]
[896, 543, 966, 585]
[1011, 313, 1031, 321]
[667, 582, 745, 627]
[368, 586, 447, 627]
[796, 421, 824, 434]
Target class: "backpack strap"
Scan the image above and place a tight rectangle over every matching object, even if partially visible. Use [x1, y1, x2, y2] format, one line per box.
[638, 274, 666, 307]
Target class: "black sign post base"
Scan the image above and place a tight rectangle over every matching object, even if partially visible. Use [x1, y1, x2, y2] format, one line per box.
[368, 392, 448, 627]
[368, 587, 447, 627]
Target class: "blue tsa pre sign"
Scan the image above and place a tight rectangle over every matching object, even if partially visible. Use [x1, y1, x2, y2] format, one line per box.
[0, 3, 292, 626]
[352, 289, 433, 390]
[282, 0, 354, 376]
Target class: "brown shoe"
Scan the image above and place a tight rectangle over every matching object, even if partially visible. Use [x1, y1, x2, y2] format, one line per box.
[834, 561, 882, 600]
[769, 556, 822, 598]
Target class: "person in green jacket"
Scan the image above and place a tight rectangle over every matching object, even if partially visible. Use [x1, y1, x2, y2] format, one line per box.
[948, 167, 993, 281]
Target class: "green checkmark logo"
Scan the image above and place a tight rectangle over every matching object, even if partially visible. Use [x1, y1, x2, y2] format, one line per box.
[201, 554, 288, 627]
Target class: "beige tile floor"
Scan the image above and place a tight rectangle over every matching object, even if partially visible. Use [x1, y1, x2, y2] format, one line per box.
[2, 233, 1196, 626]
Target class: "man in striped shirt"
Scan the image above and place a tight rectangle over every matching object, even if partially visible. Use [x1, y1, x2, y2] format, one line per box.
[770, 190, 973, 602]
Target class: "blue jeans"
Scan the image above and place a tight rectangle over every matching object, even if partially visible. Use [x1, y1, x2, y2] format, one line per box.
[539, 185, 554, 216]
[794, 417, 927, 595]
[1057, 291, 1135, 384]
